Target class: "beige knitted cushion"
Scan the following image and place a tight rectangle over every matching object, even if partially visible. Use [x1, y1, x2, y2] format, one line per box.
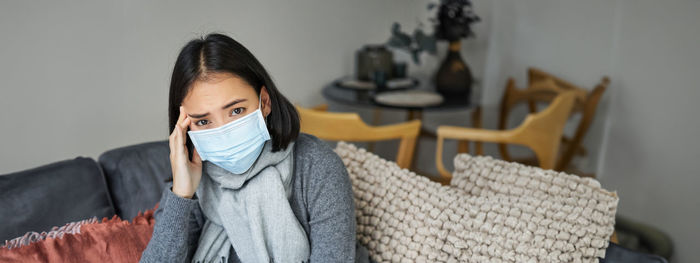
[334, 142, 618, 263]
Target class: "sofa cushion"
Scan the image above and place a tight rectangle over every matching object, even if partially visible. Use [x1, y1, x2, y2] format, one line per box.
[600, 243, 668, 263]
[98, 140, 171, 221]
[0, 157, 115, 242]
[334, 142, 618, 262]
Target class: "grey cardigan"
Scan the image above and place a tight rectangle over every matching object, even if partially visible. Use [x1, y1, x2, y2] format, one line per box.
[139, 133, 357, 263]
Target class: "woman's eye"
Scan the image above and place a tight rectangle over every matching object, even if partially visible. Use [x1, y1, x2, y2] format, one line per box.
[231, 107, 244, 116]
[195, 119, 209, 126]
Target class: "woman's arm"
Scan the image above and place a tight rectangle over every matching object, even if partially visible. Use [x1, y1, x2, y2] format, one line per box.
[305, 146, 357, 262]
[140, 182, 204, 263]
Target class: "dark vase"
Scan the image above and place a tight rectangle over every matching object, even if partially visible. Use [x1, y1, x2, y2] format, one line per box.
[434, 40, 472, 100]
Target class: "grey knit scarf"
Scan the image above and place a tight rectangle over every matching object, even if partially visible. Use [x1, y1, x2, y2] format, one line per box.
[192, 140, 310, 263]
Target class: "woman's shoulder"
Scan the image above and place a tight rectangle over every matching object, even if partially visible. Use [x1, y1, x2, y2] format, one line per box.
[292, 133, 348, 178]
[294, 133, 339, 161]
[291, 133, 354, 213]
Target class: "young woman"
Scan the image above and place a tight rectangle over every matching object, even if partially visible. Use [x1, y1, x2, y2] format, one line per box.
[140, 33, 357, 263]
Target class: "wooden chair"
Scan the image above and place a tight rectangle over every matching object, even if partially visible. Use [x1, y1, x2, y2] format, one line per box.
[435, 85, 577, 183]
[467, 69, 609, 176]
[524, 67, 609, 173]
[297, 105, 421, 169]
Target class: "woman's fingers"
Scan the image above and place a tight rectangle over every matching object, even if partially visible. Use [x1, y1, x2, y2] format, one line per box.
[172, 105, 201, 167]
[179, 116, 190, 145]
[177, 107, 189, 144]
[191, 147, 202, 165]
[170, 106, 189, 158]
[177, 105, 186, 122]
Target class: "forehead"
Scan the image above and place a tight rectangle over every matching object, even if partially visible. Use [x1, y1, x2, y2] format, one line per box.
[182, 73, 256, 106]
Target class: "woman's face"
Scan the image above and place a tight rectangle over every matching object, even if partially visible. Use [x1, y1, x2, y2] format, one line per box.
[181, 72, 271, 131]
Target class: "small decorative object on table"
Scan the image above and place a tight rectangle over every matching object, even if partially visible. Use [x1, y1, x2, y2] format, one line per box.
[351, 44, 420, 93]
[387, 0, 480, 100]
[355, 45, 394, 81]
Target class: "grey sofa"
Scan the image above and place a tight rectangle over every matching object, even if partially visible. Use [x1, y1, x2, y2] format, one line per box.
[0, 140, 667, 263]
[0, 140, 171, 242]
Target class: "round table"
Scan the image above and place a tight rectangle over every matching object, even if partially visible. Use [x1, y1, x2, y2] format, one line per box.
[322, 79, 478, 122]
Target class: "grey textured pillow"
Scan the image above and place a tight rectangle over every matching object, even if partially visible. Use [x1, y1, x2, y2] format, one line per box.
[335, 142, 618, 263]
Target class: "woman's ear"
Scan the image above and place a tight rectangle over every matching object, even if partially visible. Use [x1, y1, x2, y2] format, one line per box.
[261, 86, 272, 118]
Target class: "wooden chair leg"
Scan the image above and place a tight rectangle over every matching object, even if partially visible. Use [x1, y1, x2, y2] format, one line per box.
[471, 106, 484, 155]
[457, 140, 469, 153]
[367, 108, 382, 153]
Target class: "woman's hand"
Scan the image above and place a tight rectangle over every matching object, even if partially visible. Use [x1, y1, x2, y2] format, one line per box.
[169, 106, 203, 199]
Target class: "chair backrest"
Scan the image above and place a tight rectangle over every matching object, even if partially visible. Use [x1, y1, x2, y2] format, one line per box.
[435, 89, 577, 179]
[296, 105, 421, 169]
[498, 67, 609, 171]
[505, 90, 578, 170]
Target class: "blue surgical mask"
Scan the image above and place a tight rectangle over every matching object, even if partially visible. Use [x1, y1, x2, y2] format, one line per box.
[187, 95, 270, 174]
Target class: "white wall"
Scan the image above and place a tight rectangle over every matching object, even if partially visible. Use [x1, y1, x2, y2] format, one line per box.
[0, 0, 434, 174]
[482, 0, 700, 261]
[481, 0, 617, 174]
[598, 1, 700, 262]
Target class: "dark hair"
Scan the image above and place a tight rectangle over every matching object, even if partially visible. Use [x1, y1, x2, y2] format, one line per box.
[165, 33, 300, 181]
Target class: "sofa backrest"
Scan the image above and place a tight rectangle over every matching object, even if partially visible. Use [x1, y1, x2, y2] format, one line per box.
[98, 140, 171, 221]
[0, 157, 115, 242]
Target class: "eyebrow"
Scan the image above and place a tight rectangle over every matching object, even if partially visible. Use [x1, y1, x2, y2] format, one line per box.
[187, 98, 248, 118]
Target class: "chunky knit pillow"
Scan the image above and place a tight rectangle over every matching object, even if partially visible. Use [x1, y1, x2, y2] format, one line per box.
[334, 142, 618, 263]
